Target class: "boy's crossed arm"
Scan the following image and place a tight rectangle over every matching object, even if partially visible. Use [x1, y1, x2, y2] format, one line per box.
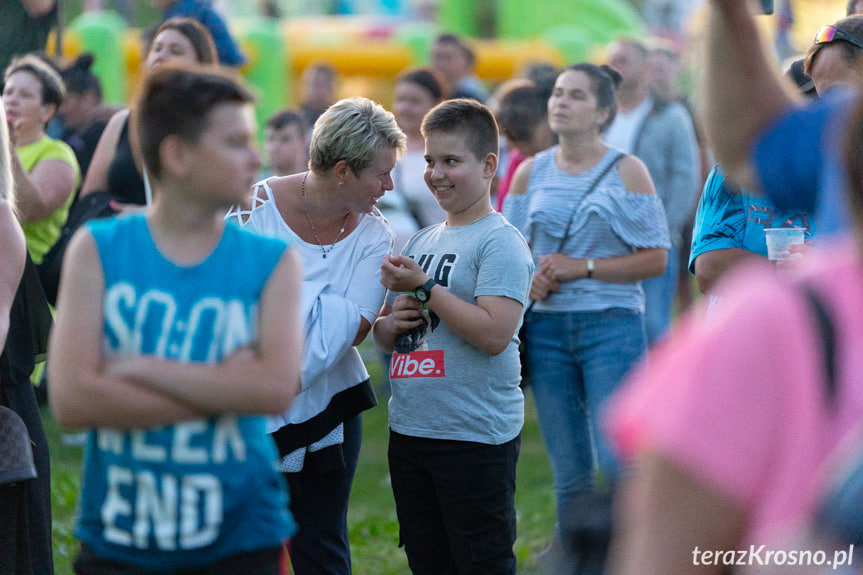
[49, 230, 303, 430]
[373, 254, 523, 357]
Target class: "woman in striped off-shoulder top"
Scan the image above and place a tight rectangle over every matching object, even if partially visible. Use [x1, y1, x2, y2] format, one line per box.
[502, 62, 670, 570]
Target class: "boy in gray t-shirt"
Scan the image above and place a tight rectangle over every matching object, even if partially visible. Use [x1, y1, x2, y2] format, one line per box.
[373, 99, 533, 574]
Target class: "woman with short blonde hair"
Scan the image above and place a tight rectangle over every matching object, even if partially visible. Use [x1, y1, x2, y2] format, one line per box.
[231, 96, 406, 574]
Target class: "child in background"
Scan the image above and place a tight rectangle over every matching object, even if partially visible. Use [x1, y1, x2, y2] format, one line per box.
[373, 98, 533, 573]
[48, 65, 302, 574]
[263, 109, 308, 178]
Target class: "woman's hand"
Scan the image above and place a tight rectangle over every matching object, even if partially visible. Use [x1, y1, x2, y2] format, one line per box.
[539, 253, 579, 281]
[6, 117, 17, 146]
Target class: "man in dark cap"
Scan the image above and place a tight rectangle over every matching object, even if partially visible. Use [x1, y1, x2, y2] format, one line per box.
[804, 15, 863, 95]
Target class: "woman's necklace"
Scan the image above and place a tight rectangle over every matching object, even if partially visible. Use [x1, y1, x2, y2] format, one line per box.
[301, 172, 350, 259]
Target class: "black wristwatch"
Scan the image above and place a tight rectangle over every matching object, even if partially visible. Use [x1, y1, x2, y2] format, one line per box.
[413, 278, 437, 303]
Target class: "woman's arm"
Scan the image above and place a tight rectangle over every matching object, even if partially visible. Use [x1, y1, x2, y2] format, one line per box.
[80, 109, 127, 197]
[539, 247, 667, 284]
[0, 203, 26, 350]
[609, 451, 747, 575]
[342, 223, 392, 345]
[11, 151, 76, 223]
[501, 158, 534, 234]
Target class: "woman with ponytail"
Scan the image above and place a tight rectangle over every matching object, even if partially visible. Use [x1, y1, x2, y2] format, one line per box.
[502, 63, 669, 572]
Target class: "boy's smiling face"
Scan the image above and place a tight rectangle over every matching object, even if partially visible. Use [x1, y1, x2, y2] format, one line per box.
[423, 130, 496, 226]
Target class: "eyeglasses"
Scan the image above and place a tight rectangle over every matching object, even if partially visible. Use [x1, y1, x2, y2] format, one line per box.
[814, 25, 863, 51]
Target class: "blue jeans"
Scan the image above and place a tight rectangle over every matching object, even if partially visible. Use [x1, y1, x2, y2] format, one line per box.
[285, 415, 362, 575]
[388, 431, 520, 575]
[642, 243, 678, 345]
[524, 309, 646, 541]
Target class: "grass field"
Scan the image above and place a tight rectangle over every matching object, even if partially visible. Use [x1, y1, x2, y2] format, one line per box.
[44, 346, 556, 574]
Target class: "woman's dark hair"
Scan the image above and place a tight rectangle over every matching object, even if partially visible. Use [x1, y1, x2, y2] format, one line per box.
[495, 81, 546, 144]
[396, 67, 449, 103]
[152, 17, 218, 65]
[61, 53, 102, 99]
[565, 63, 622, 133]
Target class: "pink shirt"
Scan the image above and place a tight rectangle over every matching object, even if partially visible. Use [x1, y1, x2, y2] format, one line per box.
[495, 148, 527, 213]
[606, 242, 863, 545]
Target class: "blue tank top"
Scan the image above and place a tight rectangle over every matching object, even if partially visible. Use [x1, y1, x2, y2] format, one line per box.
[76, 214, 296, 570]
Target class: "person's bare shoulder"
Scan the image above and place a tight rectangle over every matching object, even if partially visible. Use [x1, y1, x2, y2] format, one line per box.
[508, 157, 536, 196]
[617, 155, 657, 195]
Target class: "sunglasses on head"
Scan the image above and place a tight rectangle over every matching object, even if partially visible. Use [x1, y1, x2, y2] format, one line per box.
[814, 25, 863, 51]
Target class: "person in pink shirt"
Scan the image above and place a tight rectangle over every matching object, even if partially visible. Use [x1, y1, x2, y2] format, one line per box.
[493, 72, 555, 213]
[604, 59, 863, 575]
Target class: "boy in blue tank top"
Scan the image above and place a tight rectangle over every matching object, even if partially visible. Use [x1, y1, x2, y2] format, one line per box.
[373, 99, 534, 573]
[48, 65, 303, 574]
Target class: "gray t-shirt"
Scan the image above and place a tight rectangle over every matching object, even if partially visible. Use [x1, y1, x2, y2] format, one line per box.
[387, 212, 534, 445]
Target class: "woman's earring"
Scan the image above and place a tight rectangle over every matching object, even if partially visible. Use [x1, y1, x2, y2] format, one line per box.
[339, 181, 344, 189]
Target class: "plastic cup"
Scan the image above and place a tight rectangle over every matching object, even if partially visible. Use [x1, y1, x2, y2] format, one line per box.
[764, 227, 805, 261]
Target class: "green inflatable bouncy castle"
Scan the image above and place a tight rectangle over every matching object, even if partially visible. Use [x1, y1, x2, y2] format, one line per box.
[437, 0, 644, 62]
[236, 19, 288, 140]
[67, 11, 128, 104]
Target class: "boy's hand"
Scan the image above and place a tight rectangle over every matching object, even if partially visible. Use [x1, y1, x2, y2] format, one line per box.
[390, 294, 426, 334]
[381, 254, 430, 292]
[529, 271, 559, 301]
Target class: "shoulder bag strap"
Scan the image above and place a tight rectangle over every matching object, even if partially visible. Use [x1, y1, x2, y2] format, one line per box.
[801, 285, 837, 407]
[524, 152, 625, 314]
[551, 151, 626, 253]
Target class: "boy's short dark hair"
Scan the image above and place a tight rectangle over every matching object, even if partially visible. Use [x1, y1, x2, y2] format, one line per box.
[135, 64, 254, 180]
[421, 98, 499, 161]
[265, 109, 307, 133]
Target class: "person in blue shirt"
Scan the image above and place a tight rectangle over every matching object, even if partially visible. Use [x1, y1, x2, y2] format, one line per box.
[690, 165, 817, 299]
[704, 0, 859, 240]
[48, 65, 302, 573]
[156, 0, 245, 67]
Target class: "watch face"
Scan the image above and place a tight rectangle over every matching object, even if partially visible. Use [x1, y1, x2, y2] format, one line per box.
[415, 288, 429, 302]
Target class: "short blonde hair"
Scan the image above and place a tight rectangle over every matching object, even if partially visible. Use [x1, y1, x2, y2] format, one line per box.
[309, 97, 406, 174]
